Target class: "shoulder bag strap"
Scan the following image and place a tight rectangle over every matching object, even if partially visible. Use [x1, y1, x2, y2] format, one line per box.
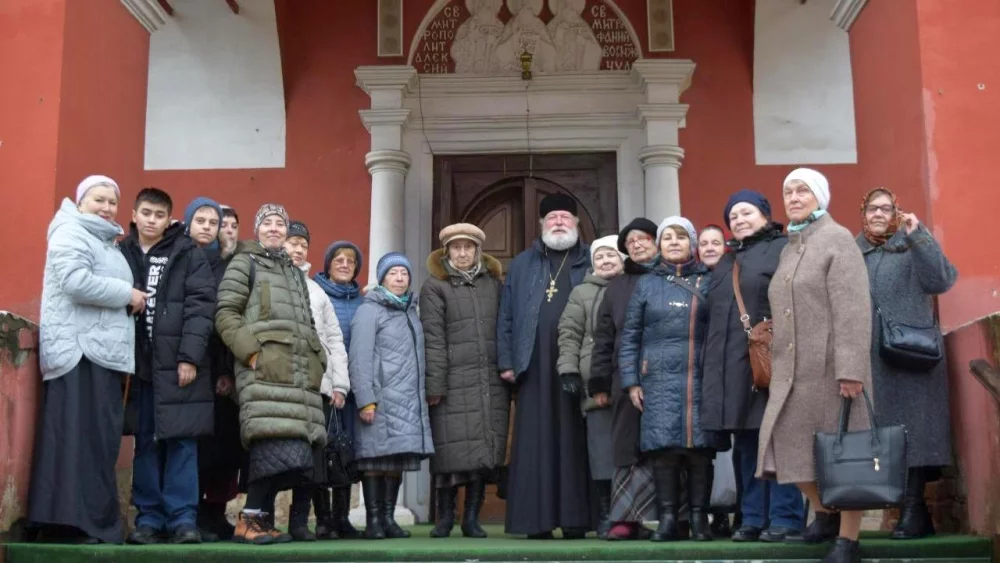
[732, 259, 752, 333]
[665, 274, 704, 302]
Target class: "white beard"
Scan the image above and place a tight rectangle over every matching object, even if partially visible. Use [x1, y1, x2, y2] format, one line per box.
[542, 227, 579, 251]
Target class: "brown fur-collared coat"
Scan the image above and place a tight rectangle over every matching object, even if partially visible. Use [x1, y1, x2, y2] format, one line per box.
[757, 213, 874, 484]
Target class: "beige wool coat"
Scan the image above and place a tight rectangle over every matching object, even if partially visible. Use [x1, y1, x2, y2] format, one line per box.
[756, 213, 873, 484]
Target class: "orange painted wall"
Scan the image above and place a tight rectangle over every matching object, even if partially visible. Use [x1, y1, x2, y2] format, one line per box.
[145, 0, 927, 283]
[0, 0, 65, 319]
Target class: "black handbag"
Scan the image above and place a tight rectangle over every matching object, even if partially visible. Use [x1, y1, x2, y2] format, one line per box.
[814, 390, 906, 511]
[325, 409, 358, 488]
[876, 305, 943, 370]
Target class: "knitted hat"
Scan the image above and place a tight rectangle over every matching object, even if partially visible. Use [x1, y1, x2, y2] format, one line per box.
[590, 234, 625, 264]
[723, 189, 772, 224]
[539, 192, 578, 218]
[253, 203, 288, 234]
[784, 168, 831, 211]
[617, 217, 658, 253]
[376, 252, 412, 285]
[656, 216, 697, 244]
[323, 240, 364, 279]
[76, 175, 121, 204]
[439, 223, 485, 247]
[287, 220, 310, 243]
[183, 196, 222, 235]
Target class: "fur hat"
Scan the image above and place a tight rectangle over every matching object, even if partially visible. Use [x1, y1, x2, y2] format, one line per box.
[539, 192, 578, 218]
[376, 252, 412, 285]
[784, 168, 831, 211]
[439, 223, 485, 247]
[253, 203, 288, 234]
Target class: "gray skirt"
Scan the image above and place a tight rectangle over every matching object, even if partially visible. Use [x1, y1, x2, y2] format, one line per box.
[357, 454, 422, 473]
[586, 408, 614, 480]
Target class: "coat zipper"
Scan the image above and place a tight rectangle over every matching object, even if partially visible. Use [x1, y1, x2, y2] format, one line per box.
[405, 311, 427, 453]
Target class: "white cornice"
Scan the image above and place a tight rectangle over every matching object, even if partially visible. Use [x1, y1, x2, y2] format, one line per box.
[830, 0, 869, 32]
[120, 0, 169, 33]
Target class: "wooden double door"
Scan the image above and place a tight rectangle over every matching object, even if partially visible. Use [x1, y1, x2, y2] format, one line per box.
[430, 153, 618, 523]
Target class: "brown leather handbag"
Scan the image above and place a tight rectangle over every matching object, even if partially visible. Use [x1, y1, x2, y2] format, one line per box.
[732, 259, 772, 390]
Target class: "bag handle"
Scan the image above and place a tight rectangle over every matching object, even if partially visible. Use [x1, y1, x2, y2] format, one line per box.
[327, 405, 343, 436]
[664, 274, 704, 302]
[834, 389, 880, 456]
[731, 259, 752, 335]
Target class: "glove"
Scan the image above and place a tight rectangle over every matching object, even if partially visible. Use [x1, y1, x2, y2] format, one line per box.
[561, 373, 583, 396]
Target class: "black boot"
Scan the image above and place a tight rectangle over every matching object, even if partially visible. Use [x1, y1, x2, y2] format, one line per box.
[891, 468, 934, 540]
[595, 480, 612, 539]
[362, 476, 386, 540]
[197, 501, 231, 542]
[289, 487, 316, 541]
[313, 488, 338, 540]
[332, 487, 362, 539]
[382, 475, 411, 538]
[429, 487, 456, 538]
[461, 479, 488, 538]
[823, 537, 861, 563]
[688, 462, 713, 542]
[787, 510, 840, 544]
[710, 510, 732, 538]
[651, 464, 679, 542]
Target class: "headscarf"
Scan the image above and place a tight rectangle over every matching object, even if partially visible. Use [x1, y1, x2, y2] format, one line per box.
[860, 187, 902, 247]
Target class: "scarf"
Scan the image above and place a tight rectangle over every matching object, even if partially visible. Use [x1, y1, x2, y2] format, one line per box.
[375, 285, 410, 308]
[788, 210, 828, 233]
[860, 188, 903, 247]
[449, 258, 482, 284]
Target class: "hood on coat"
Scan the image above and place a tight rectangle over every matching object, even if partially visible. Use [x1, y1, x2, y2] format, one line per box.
[49, 198, 124, 242]
[365, 286, 417, 311]
[425, 249, 503, 281]
[582, 270, 612, 287]
[126, 219, 187, 253]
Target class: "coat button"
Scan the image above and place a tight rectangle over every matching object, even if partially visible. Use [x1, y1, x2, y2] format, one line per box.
[787, 342, 794, 351]
[784, 275, 791, 282]
[784, 309, 791, 317]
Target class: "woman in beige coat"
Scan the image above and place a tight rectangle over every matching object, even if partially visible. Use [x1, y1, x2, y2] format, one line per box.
[757, 168, 872, 563]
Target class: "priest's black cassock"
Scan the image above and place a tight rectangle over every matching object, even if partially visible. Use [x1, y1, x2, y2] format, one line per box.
[502, 242, 595, 536]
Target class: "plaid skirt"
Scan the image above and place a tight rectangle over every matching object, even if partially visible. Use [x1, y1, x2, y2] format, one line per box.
[608, 461, 656, 523]
[356, 454, 422, 473]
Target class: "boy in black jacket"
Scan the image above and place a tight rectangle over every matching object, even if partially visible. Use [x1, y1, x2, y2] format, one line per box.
[120, 188, 216, 544]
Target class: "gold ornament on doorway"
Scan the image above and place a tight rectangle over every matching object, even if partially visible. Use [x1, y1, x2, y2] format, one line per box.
[520, 50, 533, 81]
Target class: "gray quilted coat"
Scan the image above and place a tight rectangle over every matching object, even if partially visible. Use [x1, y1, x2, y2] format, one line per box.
[349, 288, 434, 461]
[420, 251, 509, 475]
[40, 199, 135, 380]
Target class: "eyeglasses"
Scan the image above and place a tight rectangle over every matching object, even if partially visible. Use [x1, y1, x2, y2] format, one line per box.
[332, 257, 356, 266]
[865, 204, 895, 215]
[625, 235, 653, 247]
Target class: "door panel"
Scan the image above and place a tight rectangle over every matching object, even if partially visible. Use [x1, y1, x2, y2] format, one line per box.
[430, 153, 618, 523]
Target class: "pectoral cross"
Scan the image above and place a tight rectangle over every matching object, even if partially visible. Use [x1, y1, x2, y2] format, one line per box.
[545, 279, 558, 302]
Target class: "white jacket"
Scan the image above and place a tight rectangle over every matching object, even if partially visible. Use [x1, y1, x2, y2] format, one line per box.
[300, 262, 350, 396]
[40, 199, 135, 380]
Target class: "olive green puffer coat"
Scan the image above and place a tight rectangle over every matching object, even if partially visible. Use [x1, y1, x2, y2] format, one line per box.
[419, 251, 509, 475]
[215, 241, 327, 448]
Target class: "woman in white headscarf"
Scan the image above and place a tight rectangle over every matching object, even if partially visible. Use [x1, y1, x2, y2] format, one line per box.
[29, 175, 147, 544]
[757, 168, 873, 563]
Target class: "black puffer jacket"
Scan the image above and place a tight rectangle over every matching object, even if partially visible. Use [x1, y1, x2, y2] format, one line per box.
[420, 251, 509, 475]
[121, 222, 217, 440]
[701, 225, 786, 431]
[588, 259, 651, 467]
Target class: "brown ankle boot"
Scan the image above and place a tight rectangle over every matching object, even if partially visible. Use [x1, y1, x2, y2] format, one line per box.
[233, 512, 275, 545]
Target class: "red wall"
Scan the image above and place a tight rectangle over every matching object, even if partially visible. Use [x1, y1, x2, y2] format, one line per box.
[145, 0, 927, 283]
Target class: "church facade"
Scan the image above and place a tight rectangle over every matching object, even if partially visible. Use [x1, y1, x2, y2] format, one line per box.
[3, 0, 1000, 533]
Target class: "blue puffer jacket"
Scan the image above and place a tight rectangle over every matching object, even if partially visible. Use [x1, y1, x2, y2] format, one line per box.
[497, 240, 590, 376]
[314, 273, 363, 350]
[619, 260, 711, 452]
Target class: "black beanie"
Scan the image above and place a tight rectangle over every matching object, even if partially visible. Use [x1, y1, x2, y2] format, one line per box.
[617, 217, 658, 253]
[287, 220, 310, 243]
[539, 192, 578, 218]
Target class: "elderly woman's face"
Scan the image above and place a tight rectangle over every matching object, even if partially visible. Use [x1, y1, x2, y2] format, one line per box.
[447, 239, 478, 271]
[729, 202, 768, 241]
[782, 180, 819, 223]
[78, 185, 119, 223]
[624, 229, 657, 264]
[384, 266, 410, 297]
[864, 193, 896, 236]
[697, 229, 725, 268]
[660, 227, 692, 264]
[593, 248, 623, 279]
[329, 249, 357, 284]
[257, 216, 288, 250]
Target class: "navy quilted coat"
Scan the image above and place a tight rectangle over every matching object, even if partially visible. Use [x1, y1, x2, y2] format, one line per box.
[619, 260, 712, 452]
[348, 289, 434, 461]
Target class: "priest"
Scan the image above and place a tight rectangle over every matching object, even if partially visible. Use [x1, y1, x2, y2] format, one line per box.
[498, 193, 594, 538]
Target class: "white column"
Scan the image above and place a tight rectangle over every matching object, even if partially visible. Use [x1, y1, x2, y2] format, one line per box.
[355, 66, 418, 283]
[631, 60, 695, 221]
